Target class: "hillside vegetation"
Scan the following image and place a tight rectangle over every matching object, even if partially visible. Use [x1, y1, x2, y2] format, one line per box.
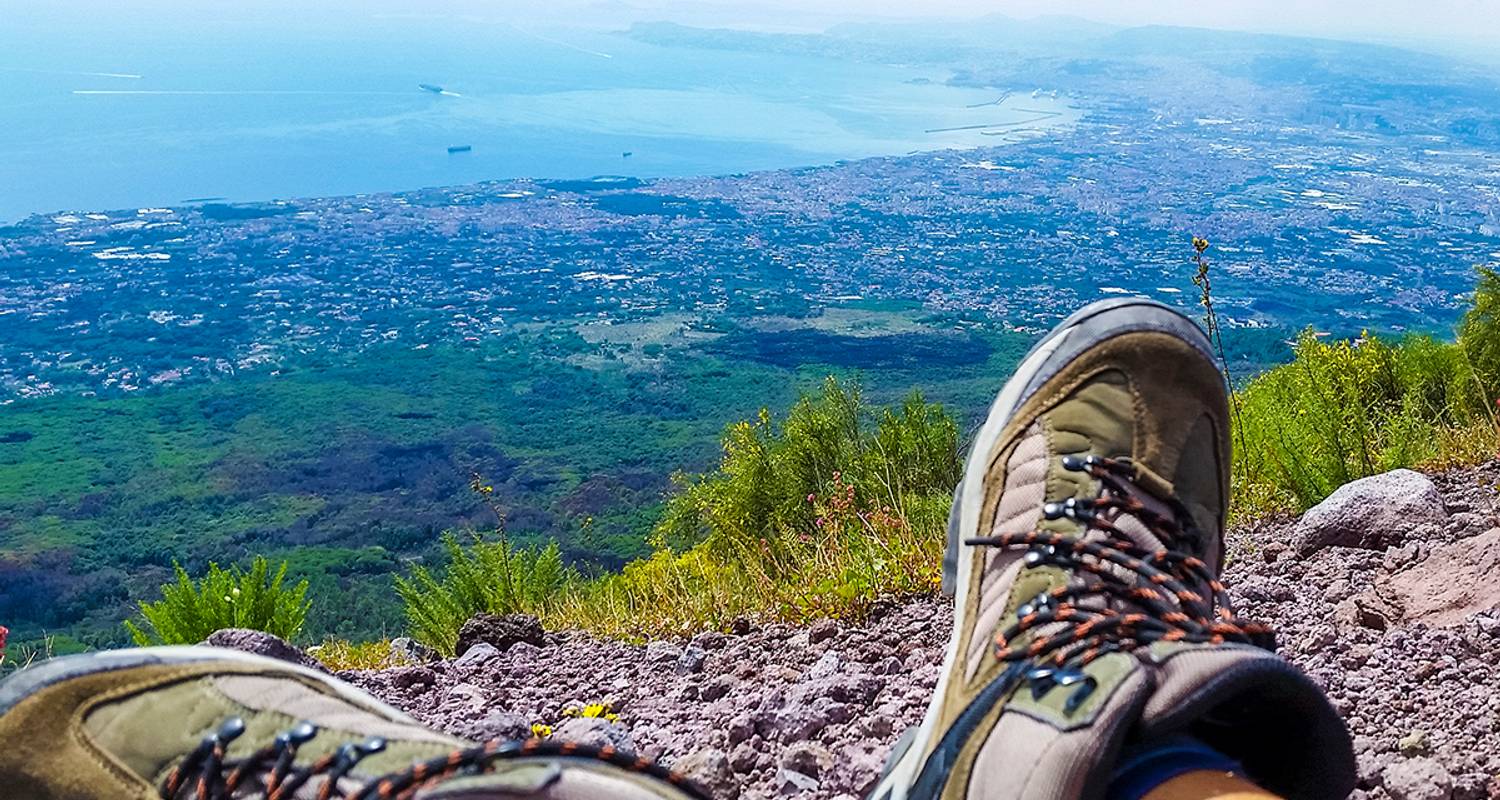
[63, 269, 1500, 665]
[398, 378, 959, 653]
[373, 265, 1500, 654]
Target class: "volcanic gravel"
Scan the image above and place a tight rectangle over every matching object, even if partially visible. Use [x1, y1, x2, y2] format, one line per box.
[343, 464, 1500, 800]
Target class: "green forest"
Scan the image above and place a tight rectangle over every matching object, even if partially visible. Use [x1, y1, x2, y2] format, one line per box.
[1, 308, 1053, 652]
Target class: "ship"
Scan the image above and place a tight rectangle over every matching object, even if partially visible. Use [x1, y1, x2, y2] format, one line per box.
[447, 145, 472, 153]
[419, 83, 444, 94]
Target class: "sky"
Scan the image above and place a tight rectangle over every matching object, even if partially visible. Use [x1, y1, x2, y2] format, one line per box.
[630, 0, 1500, 54]
[4, 0, 1497, 61]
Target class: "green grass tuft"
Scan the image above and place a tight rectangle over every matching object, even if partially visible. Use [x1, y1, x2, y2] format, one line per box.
[124, 556, 311, 646]
[395, 533, 575, 656]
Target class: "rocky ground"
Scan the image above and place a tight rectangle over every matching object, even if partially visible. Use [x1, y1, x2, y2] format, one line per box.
[321, 465, 1500, 800]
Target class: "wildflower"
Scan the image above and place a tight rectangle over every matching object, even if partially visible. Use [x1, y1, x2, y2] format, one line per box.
[530, 723, 553, 738]
[583, 702, 618, 721]
[0, 624, 8, 656]
[807, 493, 816, 503]
[565, 702, 620, 722]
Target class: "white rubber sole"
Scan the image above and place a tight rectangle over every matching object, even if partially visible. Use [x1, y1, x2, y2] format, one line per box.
[0, 645, 416, 724]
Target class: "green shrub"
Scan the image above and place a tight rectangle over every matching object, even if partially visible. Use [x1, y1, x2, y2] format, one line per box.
[1460, 266, 1500, 401]
[652, 377, 959, 560]
[553, 377, 955, 639]
[1231, 269, 1500, 516]
[396, 532, 575, 656]
[125, 557, 311, 646]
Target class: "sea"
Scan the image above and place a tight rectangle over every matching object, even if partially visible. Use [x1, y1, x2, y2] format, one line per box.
[0, 7, 1075, 223]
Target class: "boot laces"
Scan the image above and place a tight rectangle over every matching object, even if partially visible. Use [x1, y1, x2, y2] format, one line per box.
[162, 718, 708, 800]
[964, 454, 1274, 713]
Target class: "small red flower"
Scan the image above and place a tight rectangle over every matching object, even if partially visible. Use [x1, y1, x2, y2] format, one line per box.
[0, 624, 8, 655]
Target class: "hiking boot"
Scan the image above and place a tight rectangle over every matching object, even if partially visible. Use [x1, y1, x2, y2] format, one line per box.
[0, 646, 704, 800]
[871, 299, 1354, 800]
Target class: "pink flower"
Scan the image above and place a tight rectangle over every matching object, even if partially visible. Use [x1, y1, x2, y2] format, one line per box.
[807, 493, 816, 503]
[0, 624, 8, 655]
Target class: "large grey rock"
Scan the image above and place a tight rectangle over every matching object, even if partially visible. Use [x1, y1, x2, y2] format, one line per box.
[806, 652, 841, 680]
[554, 716, 636, 754]
[455, 613, 546, 655]
[203, 629, 324, 672]
[451, 709, 531, 742]
[1383, 757, 1453, 800]
[1294, 470, 1446, 555]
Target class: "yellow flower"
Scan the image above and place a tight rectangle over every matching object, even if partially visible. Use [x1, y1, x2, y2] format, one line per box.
[579, 702, 620, 722]
[530, 723, 553, 738]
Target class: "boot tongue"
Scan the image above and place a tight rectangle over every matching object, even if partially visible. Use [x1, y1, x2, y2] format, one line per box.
[1096, 470, 1182, 553]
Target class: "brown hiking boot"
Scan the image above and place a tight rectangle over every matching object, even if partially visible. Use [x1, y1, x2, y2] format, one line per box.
[0, 646, 703, 800]
[871, 299, 1353, 800]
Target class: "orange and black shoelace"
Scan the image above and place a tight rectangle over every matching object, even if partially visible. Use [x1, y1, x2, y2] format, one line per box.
[964, 454, 1274, 712]
[162, 717, 709, 800]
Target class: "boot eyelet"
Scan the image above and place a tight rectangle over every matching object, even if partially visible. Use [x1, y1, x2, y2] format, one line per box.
[1063, 676, 1098, 714]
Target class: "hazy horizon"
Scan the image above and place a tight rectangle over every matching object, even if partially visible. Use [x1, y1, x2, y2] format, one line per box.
[6, 0, 1498, 58]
